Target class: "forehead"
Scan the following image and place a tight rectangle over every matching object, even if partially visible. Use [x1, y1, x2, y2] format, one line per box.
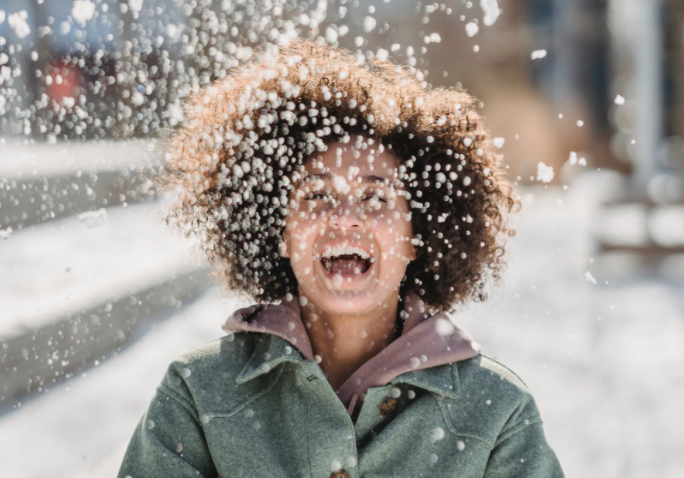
[302, 139, 401, 180]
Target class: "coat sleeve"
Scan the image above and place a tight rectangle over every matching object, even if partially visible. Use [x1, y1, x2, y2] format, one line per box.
[483, 392, 565, 478]
[117, 363, 218, 478]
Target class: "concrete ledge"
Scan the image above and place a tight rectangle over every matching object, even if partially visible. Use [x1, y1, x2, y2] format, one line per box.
[0, 170, 160, 231]
[0, 267, 212, 411]
[0, 140, 164, 231]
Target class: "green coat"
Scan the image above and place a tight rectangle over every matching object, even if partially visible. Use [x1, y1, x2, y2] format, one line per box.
[118, 331, 564, 478]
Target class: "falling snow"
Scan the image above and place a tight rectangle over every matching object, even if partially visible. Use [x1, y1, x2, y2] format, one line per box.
[128, 0, 145, 14]
[465, 22, 479, 37]
[0, 2, 680, 477]
[536, 162, 555, 183]
[0, 227, 13, 240]
[7, 10, 30, 39]
[363, 16, 377, 33]
[78, 208, 108, 228]
[480, 0, 501, 26]
[71, 0, 97, 25]
[531, 49, 547, 60]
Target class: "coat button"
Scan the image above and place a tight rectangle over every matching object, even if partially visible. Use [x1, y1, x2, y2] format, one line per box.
[330, 470, 350, 478]
[379, 397, 396, 415]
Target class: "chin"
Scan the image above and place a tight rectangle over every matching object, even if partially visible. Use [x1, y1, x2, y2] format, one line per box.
[311, 288, 377, 315]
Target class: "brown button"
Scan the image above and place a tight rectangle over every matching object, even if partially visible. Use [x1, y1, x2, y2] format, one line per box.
[330, 470, 350, 478]
[379, 397, 396, 415]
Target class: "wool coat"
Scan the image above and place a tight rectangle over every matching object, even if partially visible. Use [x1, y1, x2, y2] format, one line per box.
[118, 292, 564, 478]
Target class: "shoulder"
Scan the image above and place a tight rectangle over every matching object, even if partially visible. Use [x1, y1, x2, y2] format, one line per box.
[158, 332, 263, 412]
[456, 353, 534, 399]
[171, 332, 258, 372]
[437, 354, 543, 447]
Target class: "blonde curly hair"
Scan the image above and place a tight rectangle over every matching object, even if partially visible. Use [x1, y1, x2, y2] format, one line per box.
[157, 38, 519, 312]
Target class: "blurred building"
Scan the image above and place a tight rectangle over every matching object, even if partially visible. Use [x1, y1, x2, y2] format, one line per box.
[0, 0, 197, 140]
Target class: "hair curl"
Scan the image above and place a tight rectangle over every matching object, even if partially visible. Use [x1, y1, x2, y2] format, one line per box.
[158, 38, 519, 313]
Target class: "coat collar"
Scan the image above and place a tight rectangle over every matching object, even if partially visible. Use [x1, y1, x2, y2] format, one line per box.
[223, 292, 480, 400]
[233, 332, 304, 385]
[233, 333, 463, 399]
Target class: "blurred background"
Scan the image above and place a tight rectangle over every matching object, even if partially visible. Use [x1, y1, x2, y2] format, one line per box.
[1, 0, 683, 476]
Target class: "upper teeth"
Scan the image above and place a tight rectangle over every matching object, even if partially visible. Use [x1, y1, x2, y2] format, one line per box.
[320, 246, 372, 260]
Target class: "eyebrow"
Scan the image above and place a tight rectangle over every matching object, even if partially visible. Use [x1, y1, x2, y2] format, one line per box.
[294, 172, 400, 190]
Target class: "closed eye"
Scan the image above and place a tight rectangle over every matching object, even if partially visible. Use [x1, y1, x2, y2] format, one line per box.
[361, 194, 387, 203]
[305, 192, 333, 200]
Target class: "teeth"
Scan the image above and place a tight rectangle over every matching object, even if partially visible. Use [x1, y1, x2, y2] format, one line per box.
[320, 245, 372, 260]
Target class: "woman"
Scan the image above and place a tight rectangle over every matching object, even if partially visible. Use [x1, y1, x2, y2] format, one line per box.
[118, 39, 564, 477]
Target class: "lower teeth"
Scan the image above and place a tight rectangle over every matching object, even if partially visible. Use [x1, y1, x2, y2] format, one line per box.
[322, 259, 370, 274]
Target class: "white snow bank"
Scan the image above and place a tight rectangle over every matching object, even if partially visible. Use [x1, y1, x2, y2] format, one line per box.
[0, 201, 203, 339]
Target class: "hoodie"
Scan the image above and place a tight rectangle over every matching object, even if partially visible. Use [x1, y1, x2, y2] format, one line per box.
[222, 291, 481, 421]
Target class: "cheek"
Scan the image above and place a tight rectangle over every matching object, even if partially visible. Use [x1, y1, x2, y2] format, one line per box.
[376, 217, 414, 260]
[285, 216, 323, 262]
[387, 212, 413, 239]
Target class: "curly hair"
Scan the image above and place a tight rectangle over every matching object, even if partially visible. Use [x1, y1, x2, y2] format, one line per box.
[157, 38, 519, 313]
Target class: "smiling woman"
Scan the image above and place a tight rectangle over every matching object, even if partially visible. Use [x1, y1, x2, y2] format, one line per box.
[280, 138, 418, 390]
[118, 38, 565, 478]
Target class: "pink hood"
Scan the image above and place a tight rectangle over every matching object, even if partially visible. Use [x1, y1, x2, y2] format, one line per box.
[222, 292, 481, 419]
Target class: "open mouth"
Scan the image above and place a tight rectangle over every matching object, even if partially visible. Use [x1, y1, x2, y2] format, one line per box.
[320, 254, 374, 276]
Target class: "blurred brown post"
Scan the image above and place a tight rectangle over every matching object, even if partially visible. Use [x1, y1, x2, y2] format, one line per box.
[669, 0, 684, 139]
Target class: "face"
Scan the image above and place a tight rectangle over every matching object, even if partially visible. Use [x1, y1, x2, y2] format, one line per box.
[280, 136, 417, 316]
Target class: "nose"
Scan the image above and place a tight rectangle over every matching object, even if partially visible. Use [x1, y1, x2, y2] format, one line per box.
[328, 194, 364, 231]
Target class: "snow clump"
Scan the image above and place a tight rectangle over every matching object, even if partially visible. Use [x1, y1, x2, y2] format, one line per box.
[480, 0, 501, 26]
[72, 1, 96, 25]
[363, 16, 377, 33]
[78, 208, 108, 228]
[8, 10, 30, 38]
[0, 227, 13, 240]
[531, 49, 547, 60]
[465, 22, 479, 37]
[435, 317, 456, 336]
[536, 162, 555, 183]
[431, 427, 446, 443]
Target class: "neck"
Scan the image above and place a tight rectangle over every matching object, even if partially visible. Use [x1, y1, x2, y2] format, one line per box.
[298, 289, 402, 391]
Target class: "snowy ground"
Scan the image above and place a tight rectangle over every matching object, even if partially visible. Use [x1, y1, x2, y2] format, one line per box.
[1, 171, 683, 477]
[0, 201, 200, 337]
[0, 288, 234, 478]
[455, 174, 684, 478]
[0, 139, 161, 180]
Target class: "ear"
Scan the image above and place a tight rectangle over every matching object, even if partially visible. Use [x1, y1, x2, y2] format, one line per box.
[408, 235, 419, 261]
[279, 230, 290, 258]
